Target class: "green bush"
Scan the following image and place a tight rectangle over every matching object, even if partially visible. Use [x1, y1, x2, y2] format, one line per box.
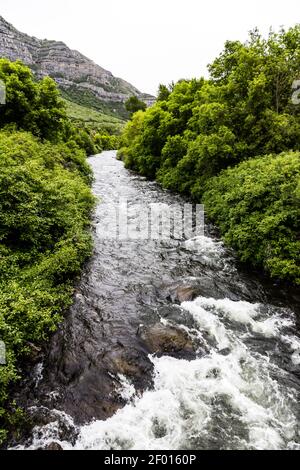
[203, 152, 300, 284]
[94, 133, 120, 151]
[125, 96, 147, 117]
[0, 131, 95, 442]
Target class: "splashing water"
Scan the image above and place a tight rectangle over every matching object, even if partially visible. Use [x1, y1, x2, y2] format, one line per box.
[12, 152, 300, 451]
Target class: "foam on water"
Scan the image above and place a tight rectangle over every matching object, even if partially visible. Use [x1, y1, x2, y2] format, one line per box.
[12, 409, 76, 451]
[16, 234, 299, 450]
[20, 295, 299, 450]
[32, 362, 44, 388]
[184, 236, 225, 255]
[184, 235, 234, 270]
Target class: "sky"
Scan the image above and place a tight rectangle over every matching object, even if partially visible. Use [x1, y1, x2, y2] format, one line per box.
[0, 0, 299, 95]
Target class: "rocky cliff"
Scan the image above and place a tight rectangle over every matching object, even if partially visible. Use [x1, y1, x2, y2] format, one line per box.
[0, 16, 155, 117]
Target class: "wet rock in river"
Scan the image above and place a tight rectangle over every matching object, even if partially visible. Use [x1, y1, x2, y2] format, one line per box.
[27, 342, 43, 363]
[102, 345, 154, 389]
[42, 442, 63, 451]
[175, 286, 199, 302]
[218, 347, 231, 356]
[159, 275, 263, 305]
[137, 323, 196, 358]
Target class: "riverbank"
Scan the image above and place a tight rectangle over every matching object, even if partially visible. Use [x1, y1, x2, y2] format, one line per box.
[117, 26, 300, 286]
[9, 151, 300, 450]
[0, 131, 95, 445]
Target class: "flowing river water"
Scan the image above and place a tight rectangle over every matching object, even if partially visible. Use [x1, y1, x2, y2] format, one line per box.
[13, 151, 300, 450]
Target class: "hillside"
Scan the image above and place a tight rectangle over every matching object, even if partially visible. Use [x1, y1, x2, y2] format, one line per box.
[64, 99, 125, 134]
[0, 15, 155, 119]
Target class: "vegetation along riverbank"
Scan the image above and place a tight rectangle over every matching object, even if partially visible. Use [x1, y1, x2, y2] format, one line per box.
[118, 26, 300, 285]
[0, 58, 102, 443]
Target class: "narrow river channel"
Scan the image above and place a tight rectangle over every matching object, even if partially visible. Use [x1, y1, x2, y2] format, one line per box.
[14, 151, 300, 450]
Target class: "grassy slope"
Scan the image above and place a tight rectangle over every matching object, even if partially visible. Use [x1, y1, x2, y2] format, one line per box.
[64, 99, 126, 133]
[61, 86, 130, 121]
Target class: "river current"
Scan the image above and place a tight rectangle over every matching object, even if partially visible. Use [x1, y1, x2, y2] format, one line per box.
[13, 151, 300, 450]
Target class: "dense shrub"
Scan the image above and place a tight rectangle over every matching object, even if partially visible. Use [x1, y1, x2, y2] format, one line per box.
[119, 27, 300, 183]
[203, 152, 300, 284]
[0, 131, 95, 442]
[0, 59, 101, 443]
[125, 96, 147, 117]
[94, 133, 120, 151]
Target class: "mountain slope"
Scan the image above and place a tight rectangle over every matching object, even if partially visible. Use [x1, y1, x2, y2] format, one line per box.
[0, 15, 155, 119]
[64, 99, 125, 133]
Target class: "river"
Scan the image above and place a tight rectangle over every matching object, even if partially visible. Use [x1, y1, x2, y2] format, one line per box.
[13, 151, 300, 450]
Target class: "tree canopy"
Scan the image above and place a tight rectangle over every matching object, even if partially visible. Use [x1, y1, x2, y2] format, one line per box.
[0, 60, 97, 443]
[125, 95, 147, 117]
[118, 26, 300, 284]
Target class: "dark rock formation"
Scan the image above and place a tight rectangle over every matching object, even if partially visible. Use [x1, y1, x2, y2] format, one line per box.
[42, 442, 63, 451]
[137, 323, 196, 358]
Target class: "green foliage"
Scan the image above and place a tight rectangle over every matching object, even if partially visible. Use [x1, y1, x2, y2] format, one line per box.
[157, 84, 172, 101]
[0, 130, 95, 442]
[94, 133, 120, 151]
[0, 59, 103, 443]
[64, 99, 123, 154]
[120, 27, 300, 186]
[64, 99, 125, 134]
[0, 59, 97, 443]
[203, 152, 300, 284]
[118, 26, 300, 283]
[73, 128, 98, 155]
[0, 59, 67, 141]
[125, 96, 147, 117]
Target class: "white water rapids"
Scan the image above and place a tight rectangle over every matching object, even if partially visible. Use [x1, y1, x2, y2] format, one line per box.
[15, 235, 300, 450]
[11, 153, 299, 451]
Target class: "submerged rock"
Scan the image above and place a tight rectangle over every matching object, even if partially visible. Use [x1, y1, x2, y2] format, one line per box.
[137, 323, 195, 358]
[102, 345, 154, 388]
[42, 442, 63, 451]
[175, 286, 199, 302]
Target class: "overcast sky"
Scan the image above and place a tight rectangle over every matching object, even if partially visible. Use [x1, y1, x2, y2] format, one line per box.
[0, 0, 299, 95]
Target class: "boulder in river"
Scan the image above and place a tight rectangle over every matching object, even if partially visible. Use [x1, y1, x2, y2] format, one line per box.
[42, 442, 63, 451]
[137, 323, 196, 358]
[175, 286, 199, 302]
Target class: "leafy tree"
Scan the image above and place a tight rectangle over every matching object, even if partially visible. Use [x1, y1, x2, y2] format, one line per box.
[118, 26, 300, 283]
[94, 133, 120, 150]
[125, 95, 147, 117]
[157, 83, 171, 101]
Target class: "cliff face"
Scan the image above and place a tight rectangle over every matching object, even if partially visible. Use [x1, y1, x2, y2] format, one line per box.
[0, 16, 155, 113]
